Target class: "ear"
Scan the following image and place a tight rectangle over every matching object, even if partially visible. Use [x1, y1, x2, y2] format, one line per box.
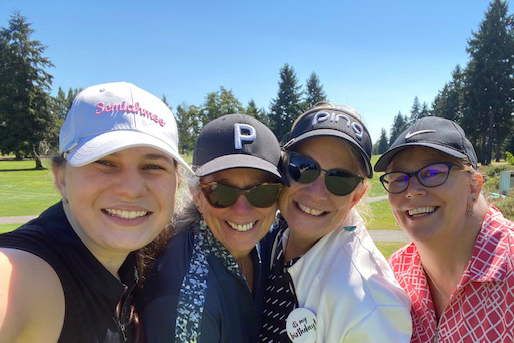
[52, 165, 68, 199]
[350, 181, 369, 208]
[469, 172, 483, 204]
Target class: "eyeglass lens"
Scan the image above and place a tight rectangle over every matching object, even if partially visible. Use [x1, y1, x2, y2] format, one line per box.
[202, 182, 281, 208]
[287, 153, 362, 196]
[380, 162, 453, 194]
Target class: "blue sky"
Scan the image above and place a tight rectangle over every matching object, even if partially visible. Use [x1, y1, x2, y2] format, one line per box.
[0, 1, 501, 142]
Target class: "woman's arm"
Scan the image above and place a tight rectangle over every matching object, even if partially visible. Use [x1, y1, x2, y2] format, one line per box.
[0, 248, 64, 343]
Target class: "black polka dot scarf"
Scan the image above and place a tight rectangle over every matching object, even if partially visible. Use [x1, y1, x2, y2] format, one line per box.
[259, 227, 301, 343]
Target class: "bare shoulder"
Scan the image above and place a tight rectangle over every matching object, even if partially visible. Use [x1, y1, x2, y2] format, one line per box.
[0, 248, 65, 343]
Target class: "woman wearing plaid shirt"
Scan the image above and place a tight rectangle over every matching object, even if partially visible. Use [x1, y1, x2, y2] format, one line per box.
[375, 116, 514, 343]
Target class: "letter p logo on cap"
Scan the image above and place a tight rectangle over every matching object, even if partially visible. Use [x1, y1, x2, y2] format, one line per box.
[234, 123, 256, 149]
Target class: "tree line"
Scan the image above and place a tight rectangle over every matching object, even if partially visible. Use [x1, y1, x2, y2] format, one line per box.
[374, 0, 514, 165]
[1, 0, 514, 168]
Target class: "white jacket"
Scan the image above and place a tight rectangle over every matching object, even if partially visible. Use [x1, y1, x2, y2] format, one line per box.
[271, 211, 412, 342]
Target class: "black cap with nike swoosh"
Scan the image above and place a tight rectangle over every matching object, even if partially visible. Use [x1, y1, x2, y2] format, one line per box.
[374, 116, 478, 172]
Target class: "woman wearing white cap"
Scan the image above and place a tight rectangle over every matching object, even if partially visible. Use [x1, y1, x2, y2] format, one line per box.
[375, 116, 514, 342]
[0, 82, 191, 342]
[259, 103, 412, 342]
[140, 113, 283, 343]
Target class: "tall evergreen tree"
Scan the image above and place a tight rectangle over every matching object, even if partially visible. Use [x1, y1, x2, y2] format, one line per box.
[408, 96, 421, 124]
[432, 66, 464, 122]
[377, 128, 389, 154]
[462, 0, 514, 164]
[246, 99, 259, 117]
[389, 111, 408, 145]
[161, 94, 171, 109]
[418, 102, 430, 118]
[175, 103, 200, 155]
[304, 72, 327, 107]
[269, 64, 304, 141]
[0, 12, 56, 168]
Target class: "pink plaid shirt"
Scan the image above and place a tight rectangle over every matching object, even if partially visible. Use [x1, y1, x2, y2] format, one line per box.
[389, 207, 514, 343]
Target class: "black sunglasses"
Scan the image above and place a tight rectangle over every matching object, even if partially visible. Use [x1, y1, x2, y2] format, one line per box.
[379, 162, 459, 194]
[199, 182, 282, 208]
[286, 152, 364, 196]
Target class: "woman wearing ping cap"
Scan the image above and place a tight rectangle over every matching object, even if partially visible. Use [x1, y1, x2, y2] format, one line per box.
[375, 116, 514, 342]
[259, 103, 412, 342]
[140, 113, 282, 342]
[0, 82, 191, 342]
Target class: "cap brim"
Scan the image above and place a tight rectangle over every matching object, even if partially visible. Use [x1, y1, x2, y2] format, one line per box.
[65, 130, 193, 174]
[194, 154, 282, 179]
[287, 129, 373, 178]
[374, 142, 467, 172]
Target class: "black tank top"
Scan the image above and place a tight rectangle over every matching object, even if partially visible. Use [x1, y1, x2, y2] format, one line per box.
[0, 202, 137, 342]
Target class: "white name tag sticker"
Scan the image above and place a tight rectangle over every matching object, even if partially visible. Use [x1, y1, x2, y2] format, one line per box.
[286, 308, 317, 343]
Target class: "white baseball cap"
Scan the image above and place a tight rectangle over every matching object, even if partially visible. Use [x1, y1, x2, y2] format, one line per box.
[59, 81, 192, 173]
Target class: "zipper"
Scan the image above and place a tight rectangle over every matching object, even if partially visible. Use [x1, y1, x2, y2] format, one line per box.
[118, 284, 131, 343]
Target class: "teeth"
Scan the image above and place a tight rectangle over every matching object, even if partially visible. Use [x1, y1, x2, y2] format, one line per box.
[104, 209, 148, 219]
[227, 221, 255, 232]
[298, 203, 324, 216]
[408, 207, 435, 216]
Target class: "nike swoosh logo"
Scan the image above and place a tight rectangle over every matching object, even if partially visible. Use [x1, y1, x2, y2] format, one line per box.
[405, 130, 436, 139]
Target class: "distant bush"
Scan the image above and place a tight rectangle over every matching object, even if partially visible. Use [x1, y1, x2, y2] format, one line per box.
[491, 191, 514, 221]
[507, 152, 514, 166]
[479, 164, 514, 193]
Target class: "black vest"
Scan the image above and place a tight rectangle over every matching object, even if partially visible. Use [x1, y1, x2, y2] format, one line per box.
[0, 202, 138, 342]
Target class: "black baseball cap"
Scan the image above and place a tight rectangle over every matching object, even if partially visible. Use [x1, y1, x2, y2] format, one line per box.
[282, 104, 373, 178]
[193, 113, 282, 179]
[374, 116, 478, 172]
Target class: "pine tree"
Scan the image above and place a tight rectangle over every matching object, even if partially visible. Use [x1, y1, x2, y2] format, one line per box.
[269, 64, 304, 141]
[246, 100, 259, 117]
[304, 72, 327, 107]
[432, 65, 464, 122]
[0, 12, 56, 168]
[418, 102, 430, 118]
[408, 96, 421, 124]
[377, 128, 389, 154]
[389, 111, 408, 145]
[462, 0, 514, 164]
[161, 94, 171, 109]
[175, 103, 200, 155]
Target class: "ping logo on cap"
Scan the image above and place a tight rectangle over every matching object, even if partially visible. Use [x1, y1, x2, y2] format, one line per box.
[234, 123, 256, 149]
[312, 111, 364, 140]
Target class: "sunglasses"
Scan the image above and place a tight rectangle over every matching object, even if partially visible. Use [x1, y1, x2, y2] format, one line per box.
[199, 181, 282, 208]
[379, 162, 458, 194]
[286, 152, 364, 196]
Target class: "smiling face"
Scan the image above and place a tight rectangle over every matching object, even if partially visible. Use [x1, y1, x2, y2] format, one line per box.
[194, 168, 278, 259]
[279, 136, 368, 248]
[386, 147, 479, 243]
[53, 147, 179, 260]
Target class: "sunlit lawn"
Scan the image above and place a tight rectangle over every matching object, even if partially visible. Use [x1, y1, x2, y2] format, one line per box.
[375, 242, 407, 259]
[0, 159, 61, 216]
[0, 154, 405, 256]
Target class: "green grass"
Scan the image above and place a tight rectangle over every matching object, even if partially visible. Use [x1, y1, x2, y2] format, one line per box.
[0, 224, 21, 233]
[366, 200, 398, 230]
[375, 242, 407, 259]
[0, 159, 61, 216]
[367, 155, 387, 197]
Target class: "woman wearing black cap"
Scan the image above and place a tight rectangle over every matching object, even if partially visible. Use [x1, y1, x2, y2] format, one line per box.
[375, 116, 514, 342]
[140, 113, 283, 342]
[259, 103, 412, 342]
